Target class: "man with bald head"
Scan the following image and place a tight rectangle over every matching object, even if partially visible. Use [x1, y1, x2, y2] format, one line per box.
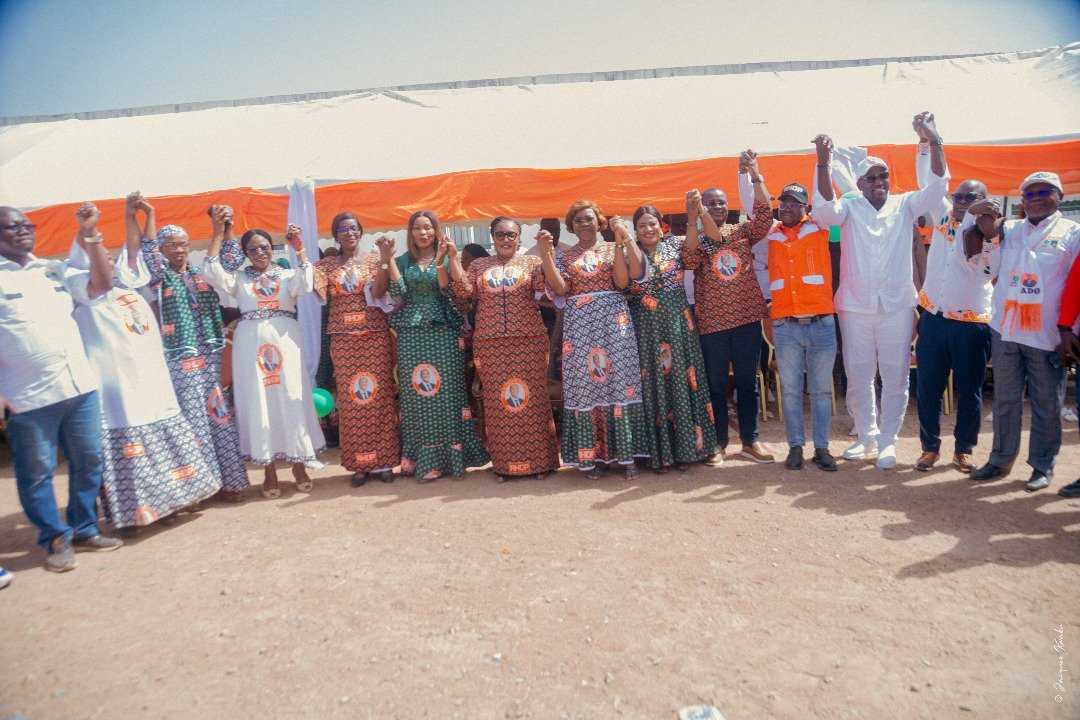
[0, 205, 122, 575]
[912, 178, 994, 472]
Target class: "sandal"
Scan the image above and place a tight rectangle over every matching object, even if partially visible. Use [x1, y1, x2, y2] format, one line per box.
[418, 471, 441, 484]
[583, 467, 603, 481]
[292, 467, 313, 493]
[350, 472, 367, 488]
[622, 464, 639, 479]
[219, 489, 244, 503]
[676, 462, 690, 472]
[376, 470, 395, 483]
[262, 466, 280, 499]
[261, 485, 281, 499]
[532, 472, 548, 481]
[654, 465, 669, 475]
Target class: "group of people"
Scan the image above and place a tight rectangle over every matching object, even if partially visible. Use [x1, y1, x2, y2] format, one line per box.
[1, 110, 1078, 584]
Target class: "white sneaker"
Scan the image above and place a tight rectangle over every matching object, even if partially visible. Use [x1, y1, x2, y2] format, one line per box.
[0, 566, 11, 589]
[876, 444, 897, 469]
[1062, 406, 1079, 423]
[843, 436, 877, 460]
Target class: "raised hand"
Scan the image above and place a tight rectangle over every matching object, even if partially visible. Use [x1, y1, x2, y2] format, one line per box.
[435, 237, 449, 264]
[208, 204, 230, 235]
[686, 189, 702, 216]
[609, 216, 631, 242]
[913, 111, 941, 143]
[75, 202, 100, 238]
[443, 234, 458, 260]
[285, 224, 303, 250]
[812, 134, 833, 165]
[966, 199, 1001, 217]
[535, 229, 555, 254]
[125, 191, 142, 218]
[375, 234, 395, 261]
[740, 149, 760, 176]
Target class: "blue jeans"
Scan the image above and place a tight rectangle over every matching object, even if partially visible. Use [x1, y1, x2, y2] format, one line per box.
[700, 320, 761, 448]
[773, 315, 837, 448]
[915, 311, 991, 455]
[5, 391, 104, 547]
[987, 332, 1065, 475]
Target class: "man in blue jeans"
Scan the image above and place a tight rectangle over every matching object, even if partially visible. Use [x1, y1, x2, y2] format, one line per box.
[0, 205, 123, 573]
[762, 183, 839, 471]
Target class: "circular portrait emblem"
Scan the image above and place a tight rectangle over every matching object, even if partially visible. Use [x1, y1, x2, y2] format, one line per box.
[350, 372, 377, 404]
[1021, 272, 1039, 289]
[253, 275, 280, 299]
[339, 266, 362, 293]
[206, 386, 231, 424]
[123, 304, 151, 336]
[575, 250, 600, 275]
[256, 344, 283, 374]
[658, 343, 673, 375]
[714, 252, 739, 280]
[501, 379, 529, 411]
[587, 348, 609, 383]
[412, 364, 441, 397]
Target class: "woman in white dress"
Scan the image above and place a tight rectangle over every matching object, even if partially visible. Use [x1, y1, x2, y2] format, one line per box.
[68, 200, 221, 529]
[202, 210, 325, 498]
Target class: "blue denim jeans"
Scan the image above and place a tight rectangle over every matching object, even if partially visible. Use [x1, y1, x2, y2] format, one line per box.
[699, 320, 762, 448]
[773, 315, 837, 448]
[987, 332, 1065, 475]
[915, 311, 991, 455]
[5, 391, 104, 547]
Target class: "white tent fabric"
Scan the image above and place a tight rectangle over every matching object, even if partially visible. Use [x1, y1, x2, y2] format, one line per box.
[1, 44, 1078, 210]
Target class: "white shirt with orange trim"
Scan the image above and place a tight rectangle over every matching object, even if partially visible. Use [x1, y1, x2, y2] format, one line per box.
[917, 198, 996, 323]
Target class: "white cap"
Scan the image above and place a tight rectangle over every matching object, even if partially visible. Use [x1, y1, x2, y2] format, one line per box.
[855, 156, 888, 179]
[1019, 171, 1063, 194]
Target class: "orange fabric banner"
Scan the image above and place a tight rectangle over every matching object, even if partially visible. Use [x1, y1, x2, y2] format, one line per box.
[25, 139, 1079, 256]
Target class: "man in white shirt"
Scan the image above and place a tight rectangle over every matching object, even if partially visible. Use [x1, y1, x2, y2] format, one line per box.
[913, 175, 993, 474]
[810, 112, 949, 469]
[0, 205, 123, 574]
[963, 172, 1080, 491]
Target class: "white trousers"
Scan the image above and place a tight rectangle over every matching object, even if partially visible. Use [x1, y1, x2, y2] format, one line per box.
[838, 307, 915, 446]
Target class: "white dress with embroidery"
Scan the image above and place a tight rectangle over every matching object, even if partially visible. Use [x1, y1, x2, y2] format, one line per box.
[202, 257, 325, 465]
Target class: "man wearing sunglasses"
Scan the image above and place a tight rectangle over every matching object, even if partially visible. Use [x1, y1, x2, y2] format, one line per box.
[912, 167, 994, 475]
[0, 206, 123, 576]
[810, 112, 950, 470]
[962, 171, 1080, 492]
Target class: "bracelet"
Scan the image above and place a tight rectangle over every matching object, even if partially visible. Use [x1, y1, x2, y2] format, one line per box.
[751, 178, 763, 184]
[816, 164, 829, 168]
[81, 234, 104, 244]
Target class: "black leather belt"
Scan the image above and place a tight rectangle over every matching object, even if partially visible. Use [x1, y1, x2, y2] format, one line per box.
[780, 314, 829, 324]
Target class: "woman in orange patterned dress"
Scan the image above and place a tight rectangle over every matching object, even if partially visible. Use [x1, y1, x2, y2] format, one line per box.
[312, 212, 400, 486]
[449, 217, 560, 480]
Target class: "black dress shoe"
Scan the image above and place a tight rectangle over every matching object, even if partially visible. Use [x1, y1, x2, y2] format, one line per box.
[1058, 479, 1080, 498]
[784, 446, 804, 470]
[971, 463, 1008, 482]
[350, 473, 367, 487]
[812, 448, 838, 472]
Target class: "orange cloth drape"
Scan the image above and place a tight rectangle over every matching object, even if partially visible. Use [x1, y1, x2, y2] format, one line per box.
[25, 139, 1080, 256]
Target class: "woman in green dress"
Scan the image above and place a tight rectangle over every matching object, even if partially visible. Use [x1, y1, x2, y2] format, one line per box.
[387, 210, 488, 481]
[628, 205, 719, 472]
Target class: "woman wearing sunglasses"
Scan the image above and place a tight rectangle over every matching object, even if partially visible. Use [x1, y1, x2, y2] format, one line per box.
[202, 214, 325, 498]
[448, 217, 560, 481]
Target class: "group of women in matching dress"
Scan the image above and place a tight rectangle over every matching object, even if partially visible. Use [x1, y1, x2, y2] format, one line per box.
[83, 193, 730, 530]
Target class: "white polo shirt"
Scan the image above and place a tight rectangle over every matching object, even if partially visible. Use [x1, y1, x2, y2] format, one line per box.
[0, 254, 98, 412]
[917, 198, 996, 323]
[812, 168, 949, 314]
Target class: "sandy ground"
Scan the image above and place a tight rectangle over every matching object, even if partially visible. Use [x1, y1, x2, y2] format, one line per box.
[1, 397, 1078, 720]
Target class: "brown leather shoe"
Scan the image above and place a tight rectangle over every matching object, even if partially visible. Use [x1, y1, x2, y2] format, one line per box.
[740, 442, 775, 463]
[915, 451, 940, 472]
[953, 453, 975, 473]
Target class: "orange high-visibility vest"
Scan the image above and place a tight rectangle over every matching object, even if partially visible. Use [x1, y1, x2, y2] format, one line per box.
[766, 219, 835, 318]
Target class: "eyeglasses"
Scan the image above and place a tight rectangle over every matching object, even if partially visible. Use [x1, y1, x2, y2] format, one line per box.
[160, 242, 189, 252]
[337, 227, 362, 235]
[493, 230, 520, 240]
[864, 172, 890, 183]
[572, 216, 596, 225]
[246, 246, 272, 256]
[1023, 188, 1055, 199]
[952, 192, 985, 202]
[777, 201, 804, 211]
[1, 222, 36, 233]
[702, 200, 727, 208]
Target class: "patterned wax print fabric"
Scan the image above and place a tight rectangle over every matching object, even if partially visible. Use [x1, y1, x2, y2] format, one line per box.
[682, 201, 774, 335]
[71, 279, 222, 529]
[314, 253, 401, 474]
[390, 254, 488, 478]
[629, 236, 718, 468]
[554, 243, 648, 469]
[141, 237, 249, 493]
[202, 257, 326, 466]
[452, 255, 560, 476]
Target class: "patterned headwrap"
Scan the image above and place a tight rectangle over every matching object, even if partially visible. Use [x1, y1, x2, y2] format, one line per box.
[156, 225, 188, 246]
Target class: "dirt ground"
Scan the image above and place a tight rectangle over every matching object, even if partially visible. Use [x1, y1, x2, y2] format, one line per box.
[1, 397, 1078, 720]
